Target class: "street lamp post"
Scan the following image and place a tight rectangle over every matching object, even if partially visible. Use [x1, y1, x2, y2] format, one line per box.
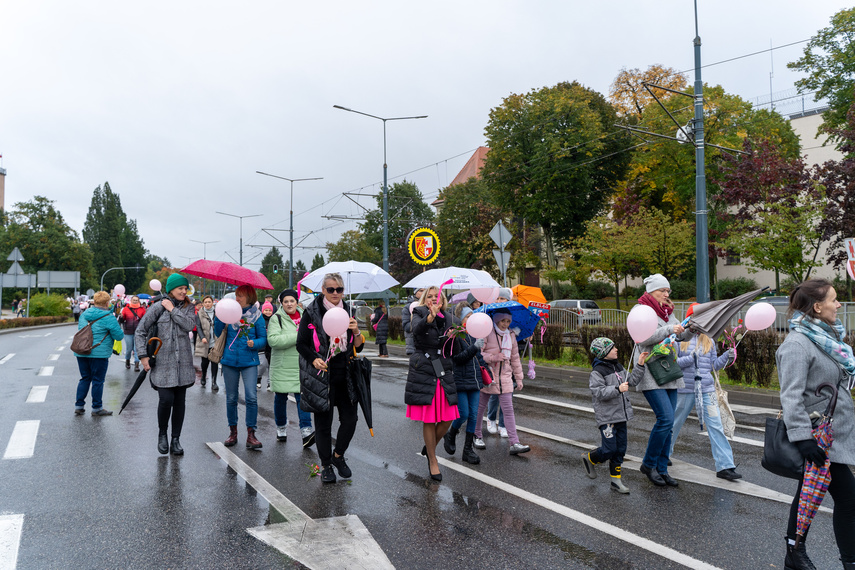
[256, 171, 323, 287]
[692, 0, 710, 303]
[333, 105, 427, 273]
[216, 212, 262, 267]
[190, 239, 220, 296]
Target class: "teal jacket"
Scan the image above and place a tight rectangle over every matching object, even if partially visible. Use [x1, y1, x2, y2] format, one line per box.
[74, 306, 124, 359]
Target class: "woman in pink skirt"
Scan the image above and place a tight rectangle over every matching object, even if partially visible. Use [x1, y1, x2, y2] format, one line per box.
[405, 286, 459, 481]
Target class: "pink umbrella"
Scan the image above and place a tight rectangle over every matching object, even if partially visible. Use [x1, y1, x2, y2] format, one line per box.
[181, 260, 274, 290]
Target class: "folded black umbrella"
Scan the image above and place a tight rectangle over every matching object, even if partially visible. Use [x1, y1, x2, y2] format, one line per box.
[686, 288, 768, 341]
[348, 356, 374, 436]
[118, 337, 162, 415]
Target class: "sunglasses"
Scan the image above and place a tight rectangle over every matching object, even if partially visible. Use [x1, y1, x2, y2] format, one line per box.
[325, 287, 345, 294]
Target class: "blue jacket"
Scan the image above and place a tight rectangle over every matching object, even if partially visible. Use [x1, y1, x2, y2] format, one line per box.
[675, 338, 732, 394]
[74, 306, 124, 359]
[214, 307, 268, 368]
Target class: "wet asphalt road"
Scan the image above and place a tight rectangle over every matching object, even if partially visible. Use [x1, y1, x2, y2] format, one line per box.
[0, 323, 850, 569]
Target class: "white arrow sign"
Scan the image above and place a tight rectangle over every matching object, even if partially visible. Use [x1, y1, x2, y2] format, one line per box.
[207, 442, 395, 569]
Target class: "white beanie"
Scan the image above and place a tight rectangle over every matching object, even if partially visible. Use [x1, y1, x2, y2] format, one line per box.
[498, 288, 513, 301]
[644, 274, 670, 293]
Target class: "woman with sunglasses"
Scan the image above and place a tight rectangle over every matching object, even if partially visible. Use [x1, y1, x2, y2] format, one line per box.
[296, 273, 364, 484]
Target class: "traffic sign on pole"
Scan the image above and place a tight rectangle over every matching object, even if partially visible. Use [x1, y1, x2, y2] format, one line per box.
[489, 221, 512, 249]
[6, 247, 24, 262]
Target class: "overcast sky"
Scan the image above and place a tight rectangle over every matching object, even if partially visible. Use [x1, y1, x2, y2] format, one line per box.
[1, 1, 850, 272]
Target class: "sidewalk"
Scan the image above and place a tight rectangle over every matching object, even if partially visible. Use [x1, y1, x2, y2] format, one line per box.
[380, 342, 784, 410]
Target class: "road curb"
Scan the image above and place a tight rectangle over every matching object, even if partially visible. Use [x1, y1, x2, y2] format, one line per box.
[0, 322, 77, 336]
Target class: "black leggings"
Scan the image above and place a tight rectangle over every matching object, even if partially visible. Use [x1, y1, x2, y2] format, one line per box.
[787, 461, 855, 562]
[314, 374, 358, 466]
[201, 357, 218, 380]
[157, 386, 188, 437]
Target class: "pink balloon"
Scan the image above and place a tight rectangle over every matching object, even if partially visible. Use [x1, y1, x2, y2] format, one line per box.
[471, 288, 499, 304]
[745, 302, 777, 331]
[114, 284, 125, 296]
[465, 313, 493, 339]
[80, 302, 89, 310]
[323, 307, 351, 338]
[150, 279, 162, 292]
[627, 305, 658, 343]
[215, 298, 243, 325]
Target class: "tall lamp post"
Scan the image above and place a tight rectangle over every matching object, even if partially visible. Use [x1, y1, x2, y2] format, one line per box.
[216, 212, 262, 267]
[692, 0, 709, 303]
[255, 171, 323, 287]
[333, 104, 427, 273]
[190, 239, 220, 296]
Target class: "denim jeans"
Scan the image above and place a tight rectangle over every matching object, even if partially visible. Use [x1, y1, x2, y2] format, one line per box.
[486, 393, 505, 427]
[451, 389, 481, 433]
[123, 334, 138, 362]
[670, 391, 735, 472]
[222, 364, 258, 429]
[642, 388, 677, 474]
[274, 392, 313, 429]
[75, 357, 109, 410]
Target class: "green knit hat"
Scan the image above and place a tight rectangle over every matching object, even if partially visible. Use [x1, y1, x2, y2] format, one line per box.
[165, 273, 189, 293]
[589, 337, 616, 359]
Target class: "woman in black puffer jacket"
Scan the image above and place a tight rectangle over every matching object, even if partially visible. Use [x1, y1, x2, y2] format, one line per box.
[405, 286, 459, 482]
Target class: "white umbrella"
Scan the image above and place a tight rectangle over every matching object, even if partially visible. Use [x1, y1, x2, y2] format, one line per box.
[301, 261, 399, 315]
[402, 267, 500, 290]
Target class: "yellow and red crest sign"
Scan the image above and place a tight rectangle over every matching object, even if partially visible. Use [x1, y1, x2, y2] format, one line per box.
[407, 227, 441, 266]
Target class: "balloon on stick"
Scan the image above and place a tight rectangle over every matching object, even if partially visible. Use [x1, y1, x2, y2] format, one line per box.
[150, 279, 162, 292]
[465, 313, 493, 339]
[744, 303, 777, 331]
[471, 287, 499, 304]
[322, 307, 350, 337]
[626, 305, 658, 343]
[114, 284, 125, 296]
[215, 298, 243, 325]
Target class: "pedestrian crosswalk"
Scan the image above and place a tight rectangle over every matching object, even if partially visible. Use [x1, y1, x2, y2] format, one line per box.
[0, 514, 24, 570]
[2, 421, 40, 460]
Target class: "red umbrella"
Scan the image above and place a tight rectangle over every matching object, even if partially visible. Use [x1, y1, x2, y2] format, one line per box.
[794, 382, 839, 549]
[181, 260, 274, 290]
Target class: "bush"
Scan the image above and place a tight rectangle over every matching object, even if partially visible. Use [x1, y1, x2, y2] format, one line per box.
[715, 277, 759, 300]
[669, 279, 696, 300]
[0, 316, 68, 329]
[532, 323, 564, 360]
[27, 293, 71, 317]
[578, 325, 637, 368]
[545, 284, 579, 302]
[622, 284, 645, 300]
[720, 330, 782, 387]
[387, 315, 403, 341]
[581, 280, 615, 300]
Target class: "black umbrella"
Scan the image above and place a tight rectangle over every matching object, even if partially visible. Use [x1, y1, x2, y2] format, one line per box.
[686, 288, 768, 341]
[348, 355, 374, 436]
[118, 337, 163, 415]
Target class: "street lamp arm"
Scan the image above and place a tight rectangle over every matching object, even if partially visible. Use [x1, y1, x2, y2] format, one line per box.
[100, 265, 145, 292]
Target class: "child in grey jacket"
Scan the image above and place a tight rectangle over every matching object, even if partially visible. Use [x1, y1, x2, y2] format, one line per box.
[582, 337, 648, 494]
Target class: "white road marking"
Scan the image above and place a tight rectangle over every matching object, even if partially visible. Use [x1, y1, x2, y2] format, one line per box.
[438, 458, 722, 570]
[3, 421, 40, 460]
[0, 355, 14, 365]
[699, 431, 763, 448]
[26, 386, 48, 403]
[48, 354, 59, 361]
[0, 514, 24, 570]
[36, 367, 53, 376]
[55, 346, 64, 351]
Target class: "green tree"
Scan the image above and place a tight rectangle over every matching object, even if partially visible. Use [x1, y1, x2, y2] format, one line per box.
[121, 220, 148, 292]
[609, 64, 689, 118]
[630, 207, 696, 279]
[260, 247, 286, 291]
[435, 178, 504, 274]
[0, 196, 96, 296]
[326, 230, 381, 265]
[572, 216, 637, 310]
[788, 8, 855, 140]
[311, 253, 326, 271]
[482, 80, 633, 298]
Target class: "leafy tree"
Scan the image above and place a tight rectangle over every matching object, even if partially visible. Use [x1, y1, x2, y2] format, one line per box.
[326, 230, 381, 265]
[572, 216, 638, 310]
[609, 65, 688, 118]
[311, 253, 326, 271]
[482, 81, 633, 298]
[0, 196, 96, 294]
[435, 178, 504, 274]
[630, 207, 696, 280]
[260, 247, 285, 288]
[788, 8, 855, 141]
[121, 220, 148, 292]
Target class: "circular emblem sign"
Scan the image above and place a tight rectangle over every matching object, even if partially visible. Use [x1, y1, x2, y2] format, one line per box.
[407, 227, 441, 265]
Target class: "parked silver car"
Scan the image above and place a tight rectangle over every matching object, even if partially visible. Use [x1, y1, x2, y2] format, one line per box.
[551, 299, 602, 324]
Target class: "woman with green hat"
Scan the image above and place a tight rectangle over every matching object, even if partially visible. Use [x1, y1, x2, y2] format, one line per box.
[135, 273, 198, 456]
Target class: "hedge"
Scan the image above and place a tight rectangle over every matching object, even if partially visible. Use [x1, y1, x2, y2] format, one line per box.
[532, 323, 564, 361]
[0, 316, 70, 330]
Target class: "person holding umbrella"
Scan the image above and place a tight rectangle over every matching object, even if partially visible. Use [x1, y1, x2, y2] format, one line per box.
[73, 291, 125, 416]
[135, 274, 198, 455]
[214, 284, 267, 450]
[405, 285, 459, 481]
[267, 288, 315, 448]
[296, 273, 364, 483]
[776, 279, 855, 570]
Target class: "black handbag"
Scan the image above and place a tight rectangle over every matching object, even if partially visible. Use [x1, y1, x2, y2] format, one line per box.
[761, 413, 804, 480]
[647, 353, 682, 386]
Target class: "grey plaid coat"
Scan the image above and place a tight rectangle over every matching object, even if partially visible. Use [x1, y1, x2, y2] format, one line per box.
[134, 298, 197, 389]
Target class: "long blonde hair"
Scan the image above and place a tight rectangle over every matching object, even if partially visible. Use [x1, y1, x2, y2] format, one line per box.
[418, 286, 447, 311]
[681, 333, 713, 355]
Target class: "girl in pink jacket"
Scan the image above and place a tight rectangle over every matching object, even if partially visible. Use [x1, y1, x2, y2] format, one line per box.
[473, 310, 531, 455]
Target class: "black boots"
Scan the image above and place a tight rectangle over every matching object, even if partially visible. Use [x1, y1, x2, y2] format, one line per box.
[785, 539, 817, 570]
[200, 377, 206, 388]
[211, 378, 219, 391]
[224, 425, 238, 447]
[170, 437, 184, 456]
[444, 427, 459, 455]
[462, 432, 480, 464]
[125, 359, 131, 369]
[157, 434, 169, 455]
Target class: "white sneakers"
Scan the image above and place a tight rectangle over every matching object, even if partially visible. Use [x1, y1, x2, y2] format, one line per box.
[276, 426, 287, 442]
[473, 437, 486, 449]
[486, 420, 498, 434]
[508, 443, 531, 455]
[498, 426, 508, 438]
